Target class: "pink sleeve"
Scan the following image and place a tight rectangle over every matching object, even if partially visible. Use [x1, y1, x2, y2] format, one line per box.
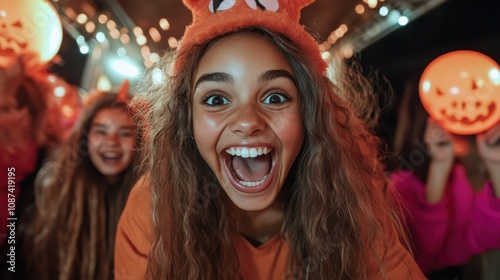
[473, 182, 500, 244]
[390, 171, 449, 273]
[437, 181, 500, 267]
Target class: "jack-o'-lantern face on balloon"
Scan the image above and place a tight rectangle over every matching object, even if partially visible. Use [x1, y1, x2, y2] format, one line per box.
[0, 0, 63, 64]
[419, 50, 500, 135]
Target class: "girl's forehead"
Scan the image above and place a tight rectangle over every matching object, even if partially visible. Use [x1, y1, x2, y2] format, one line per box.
[92, 107, 133, 125]
[195, 34, 294, 78]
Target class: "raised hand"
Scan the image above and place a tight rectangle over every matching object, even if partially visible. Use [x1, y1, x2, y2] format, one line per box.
[424, 118, 455, 203]
[424, 118, 455, 163]
[477, 121, 500, 197]
[477, 121, 500, 165]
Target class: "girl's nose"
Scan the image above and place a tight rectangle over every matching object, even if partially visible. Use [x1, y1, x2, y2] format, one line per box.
[104, 133, 120, 146]
[229, 104, 266, 136]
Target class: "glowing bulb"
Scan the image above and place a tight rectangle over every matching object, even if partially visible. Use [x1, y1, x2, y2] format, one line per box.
[112, 60, 139, 77]
[379, 6, 389, 16]
[159, 18, 170, 30]
[96, 32, 106, 42]
[398, 16, 409, 26]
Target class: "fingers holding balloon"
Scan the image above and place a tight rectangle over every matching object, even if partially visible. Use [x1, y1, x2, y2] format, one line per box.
[477, 121, 500, 164]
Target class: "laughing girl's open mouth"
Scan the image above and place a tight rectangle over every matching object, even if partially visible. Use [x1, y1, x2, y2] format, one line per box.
[223, 147, 275, 190]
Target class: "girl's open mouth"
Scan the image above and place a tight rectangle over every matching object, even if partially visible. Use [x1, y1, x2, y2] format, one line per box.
[100, 152, 123, 165]
[222, 146, 276, 193]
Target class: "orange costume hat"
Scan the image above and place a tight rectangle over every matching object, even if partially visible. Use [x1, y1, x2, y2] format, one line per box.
[174, 0, 327, 74]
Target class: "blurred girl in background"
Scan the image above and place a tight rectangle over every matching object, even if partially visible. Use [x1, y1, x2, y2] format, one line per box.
[26, 88, 142, 280]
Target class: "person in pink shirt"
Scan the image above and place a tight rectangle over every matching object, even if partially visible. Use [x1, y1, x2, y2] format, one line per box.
[390, 77, 500, 279]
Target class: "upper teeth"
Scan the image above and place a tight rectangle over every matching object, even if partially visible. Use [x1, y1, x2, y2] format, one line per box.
[225, 147, 271, 158]
[102, 153, 120, 158]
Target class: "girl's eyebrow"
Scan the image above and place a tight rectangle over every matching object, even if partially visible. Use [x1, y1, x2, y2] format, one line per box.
[195, 69, 296, 90]
[119, 125, 136, 130]
[91, 123, 135, 130]
[195, 72, 233, 89]
[91, 123, 109, 129]
[259, 69, 296, 85]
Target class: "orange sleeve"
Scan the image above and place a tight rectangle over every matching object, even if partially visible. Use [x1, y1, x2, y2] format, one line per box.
[114, 176, 153, 280]
[365, 217, 427, 280]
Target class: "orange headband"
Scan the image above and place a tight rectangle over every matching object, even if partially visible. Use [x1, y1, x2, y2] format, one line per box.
[173, 0, 327, 75]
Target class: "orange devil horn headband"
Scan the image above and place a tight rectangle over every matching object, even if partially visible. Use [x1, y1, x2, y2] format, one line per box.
[117, 79, 130, 102]
[173, 0, 326, 75]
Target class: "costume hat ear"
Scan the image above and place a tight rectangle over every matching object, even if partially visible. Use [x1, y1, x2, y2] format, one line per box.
[183, 0, 203, 10]
[175, 0, 327, 74]
[184, 0, 315, 9]
[296, 0, 315, 6]
[117, 79, 130, 102]
[282, 0, 314, 9]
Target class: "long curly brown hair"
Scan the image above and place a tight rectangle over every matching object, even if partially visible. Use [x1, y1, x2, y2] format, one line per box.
[134, 27, 406, 280]
[26, 92, 142, 280]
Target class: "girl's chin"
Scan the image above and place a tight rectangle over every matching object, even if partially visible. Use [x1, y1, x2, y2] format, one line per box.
[228, 196, 277, 212]
[222, 181, 281, 212]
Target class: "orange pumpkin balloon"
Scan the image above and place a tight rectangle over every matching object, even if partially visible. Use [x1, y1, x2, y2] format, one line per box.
[0, 0, 63, 63]
[419, 50, 500, 135]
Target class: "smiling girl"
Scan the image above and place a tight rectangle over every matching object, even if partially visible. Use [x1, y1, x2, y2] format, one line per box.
[26, 90, 142, 280]
[115, 0, 425, 279]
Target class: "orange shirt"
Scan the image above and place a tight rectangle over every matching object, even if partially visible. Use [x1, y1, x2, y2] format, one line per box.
[115, 180, 426, 280]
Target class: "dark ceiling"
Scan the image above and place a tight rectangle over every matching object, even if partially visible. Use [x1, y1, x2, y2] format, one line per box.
[360, 0, 500, 85]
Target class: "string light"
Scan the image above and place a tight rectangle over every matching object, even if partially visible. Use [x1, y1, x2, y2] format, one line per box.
[355, 4, 365, 15]
[159, 18, 170, 30]
[136, 35, 147, 46]
[96, 32, 106, 42]
[85, 21, 96, 33]
[133, 26, 144, 36]
[106, 20, 117, 30]
[110, 29, 120, 40]
[141, 45, 151, 58]
[149, 27, 162, 43]
[363, 0, 379, 9]
[76, 13, 88, 24]
[149, 52, 160, 63]
[398, 15, 409, 26]
[117, 47, 127, 57]
[168, 37, 178, 49]
[120, 33, 130, 44]
[98, 14, 108, 24]
[379, 6, 389, 16]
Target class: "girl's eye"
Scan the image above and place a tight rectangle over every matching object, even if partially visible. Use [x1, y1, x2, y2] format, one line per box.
[203, 94, 230, 107]
[263, 92, 290, 104]
[92, 129, 106, 136]
[120, 132, 134, 138]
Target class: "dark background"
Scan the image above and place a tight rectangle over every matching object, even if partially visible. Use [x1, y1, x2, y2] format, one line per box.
[48, 29, 89, 87]
[359, 0, 500, 148]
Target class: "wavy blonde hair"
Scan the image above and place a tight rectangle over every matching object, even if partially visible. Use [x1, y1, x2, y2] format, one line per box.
[133, 27, 406, 280]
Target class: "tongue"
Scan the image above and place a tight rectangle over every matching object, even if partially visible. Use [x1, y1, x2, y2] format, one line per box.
[232, 154, 271, 182]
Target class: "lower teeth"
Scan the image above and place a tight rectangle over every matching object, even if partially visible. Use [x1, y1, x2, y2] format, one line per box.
[239, 175, 268, 187]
